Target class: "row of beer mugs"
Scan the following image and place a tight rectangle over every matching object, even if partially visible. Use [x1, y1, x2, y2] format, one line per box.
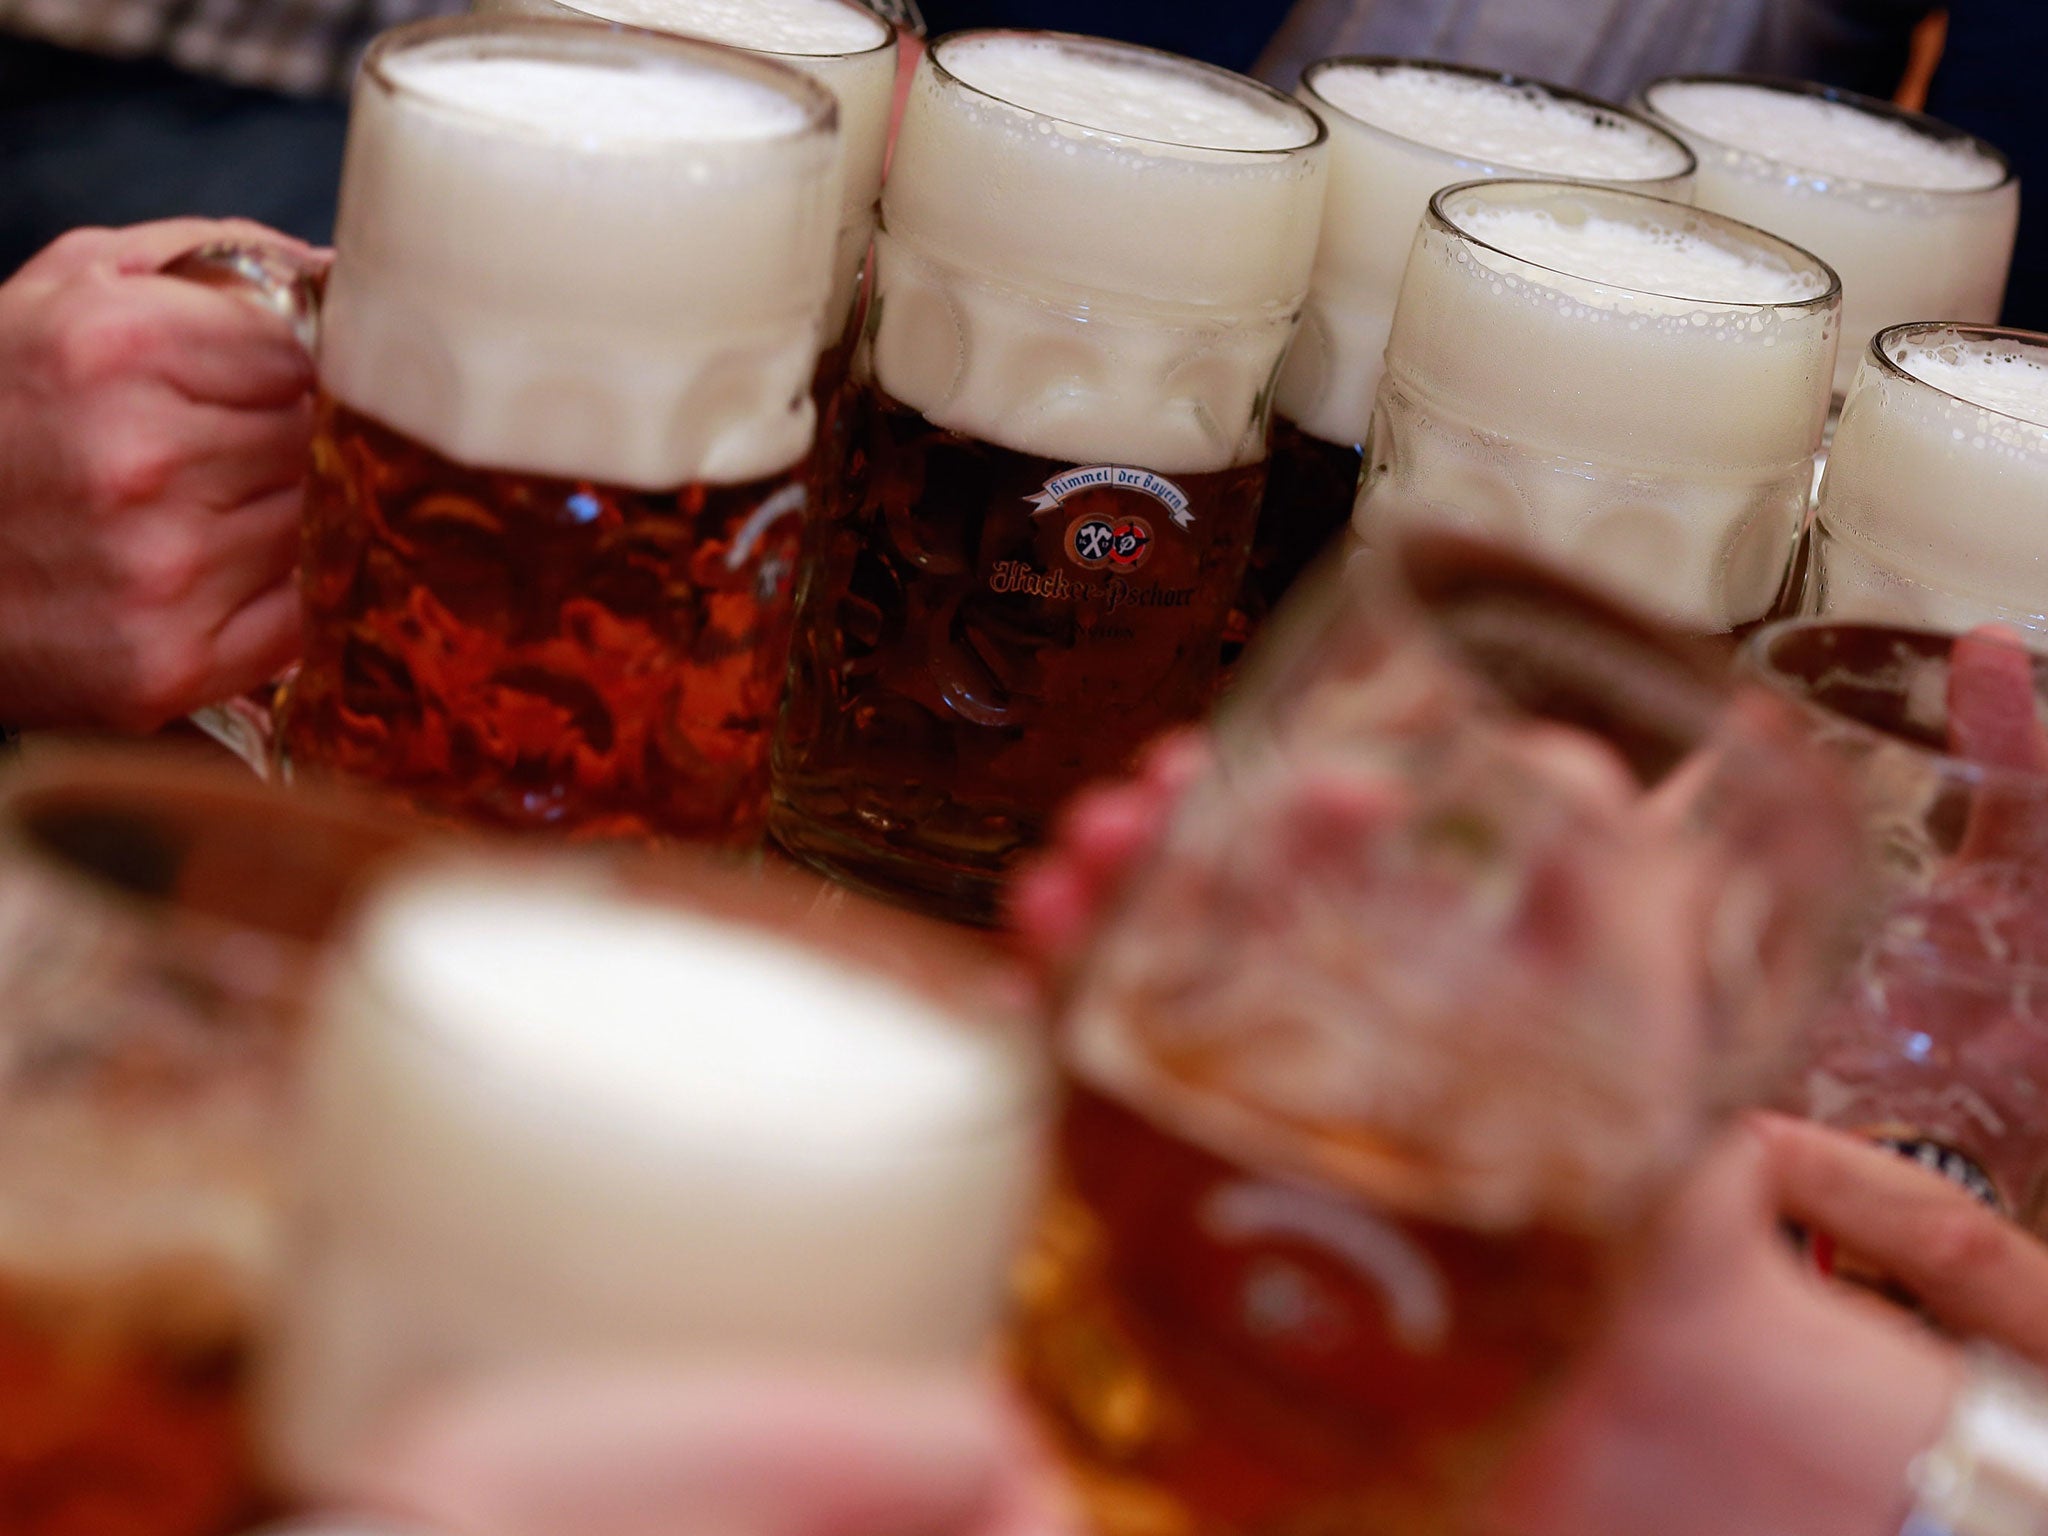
[249, 0, 2032, 926]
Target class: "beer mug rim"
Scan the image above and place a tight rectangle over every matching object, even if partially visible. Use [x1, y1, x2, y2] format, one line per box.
[0, 745, 419, 953]
[1425, 176, 1843, 316]
[510, 0, 900, 62]
[1299, 55, 1697, 187]
[1637, 71, 2017, 199]
[1743, 617, 2048, 797]
[1863, 320, 2048, 433]
[332, 850, 1055, 1144]
[361, 14, 842, 149]
[924, 28, 1327, 159]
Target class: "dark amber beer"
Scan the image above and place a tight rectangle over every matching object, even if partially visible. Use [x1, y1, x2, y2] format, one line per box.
[772, 31, 1329, 920]
[1245, 60, 1694, 637]
[281, 19, 841, 845]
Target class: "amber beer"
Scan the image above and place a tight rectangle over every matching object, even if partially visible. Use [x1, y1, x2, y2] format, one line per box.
[281, 18, 841, 844]
[772, 32, 1329, 920]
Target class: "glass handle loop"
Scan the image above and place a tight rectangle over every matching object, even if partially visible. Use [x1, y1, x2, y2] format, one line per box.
[160, 241, 329, 355]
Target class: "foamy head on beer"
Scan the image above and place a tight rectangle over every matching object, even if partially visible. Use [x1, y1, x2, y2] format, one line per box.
[1278, 60, 1695, 452]
[263, 865, 1049, 1490]
[1815, 324, 2048, 632]
[874, 31, 1327, 474]
[1366, 179, 1837, 631]
[473, 0, 894, 333]
[321, 20, 841, 491]
[1642, 77, 2017, 399]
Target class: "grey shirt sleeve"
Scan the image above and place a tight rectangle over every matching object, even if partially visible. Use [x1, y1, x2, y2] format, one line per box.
[1254, 0, 1934, 101]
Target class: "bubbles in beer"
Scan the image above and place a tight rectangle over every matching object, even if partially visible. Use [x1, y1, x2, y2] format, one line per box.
[1811, 326, 2048, 632]
[1314, 63, 1692, 182]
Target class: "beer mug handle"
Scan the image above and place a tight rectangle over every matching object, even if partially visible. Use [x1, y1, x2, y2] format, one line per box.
[159, 242, 330, 780]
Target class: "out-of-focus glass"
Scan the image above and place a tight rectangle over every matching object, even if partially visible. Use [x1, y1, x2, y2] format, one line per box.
[1745, 620, 2048, 1234]
[1640, 75, 2018, 403]
[261, 852, 1051, 1495]
[1011, 534, 1866, 1536]
[770, 30, 1329, 924]
[1355, 178, 1840, 637]
[279, 17, 842, 846]
[0, 750, 413, 1536]
[1252, 59, 1695, 633]
[1807, 322, 2048, 637]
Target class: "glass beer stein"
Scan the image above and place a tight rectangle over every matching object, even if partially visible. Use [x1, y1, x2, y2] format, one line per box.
[1354, 178, 1840, 639]
[771, 30, 1329, 924]
[1252, 59, 1694, 631]
[1640, 75, 2017, 404]
[259, 849, 1050, 1495]
[1011, 534, 1867, 1536]
[0, 748, 416, 1536]
[180, 17, 843, 846]
[1807, 322, 2048, 637]
[1746, 620, 2048, 1235]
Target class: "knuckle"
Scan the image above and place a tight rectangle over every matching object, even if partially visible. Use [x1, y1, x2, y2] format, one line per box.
[84, 430, 182, 511]
[117, 632, 212, 731]
[1919, 1206, 2009, 1281]
[40, 226, 116, 267]
[116, 520, 208, 606]
[52, 296, 162, 389]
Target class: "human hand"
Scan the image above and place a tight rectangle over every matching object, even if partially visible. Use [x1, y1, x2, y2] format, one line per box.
[311, 1366, 1080, 1536]
[0, 219, 316, 731]
[1481, 1117, 1966, 1536]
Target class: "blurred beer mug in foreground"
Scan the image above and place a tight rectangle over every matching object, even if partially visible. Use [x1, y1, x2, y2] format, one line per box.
[1807, 323, 2048, 637]
[1639, 75, 2017, 405]
[1355, 178, 1840, 638]
[1254, 59, 1695, 629]
[263, 854, 1050, 1495]
[1745, 620, 2048, 1236]
[0, 750, 415, 1535]
[1010, 535, 1865, 1536]
[470, 0, 897, 376]
[772, 29, 1329, 924]
[182, 17, 843, 845]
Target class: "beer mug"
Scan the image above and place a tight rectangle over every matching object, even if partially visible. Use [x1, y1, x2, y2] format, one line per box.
[178, 17, 843, 846]
[1011, 535, 1865, 1536]
[1807, 322, 2048, 635]
[1355, 178, 1840, 640]
[261, 849, 1051, 1496]
[0, 749, 415, 1536]
[1254, 59, 1695, 630]
[1639, 76, 2017, 404]
[1745, 620, 2048, 1234]
[771, 30, 1330, 924]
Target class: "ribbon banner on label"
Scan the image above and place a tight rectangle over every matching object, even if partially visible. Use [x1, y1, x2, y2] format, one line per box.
[1026, 465, 1195, 529]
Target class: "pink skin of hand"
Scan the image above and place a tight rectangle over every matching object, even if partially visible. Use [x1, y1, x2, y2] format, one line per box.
[0, 220, 317, 731]
[324, 1366, 1084, 1536]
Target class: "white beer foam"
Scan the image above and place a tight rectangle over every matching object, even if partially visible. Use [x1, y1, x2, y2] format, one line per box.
[1361, 185, 1837, 630]
[1646, 81, 2005, 191]
[872, 34, 1327, 473]
[1645, 79, 2018, 397]
[567, 0, 888, 54]
[266, 869, 1048, 1490]
[1316, 64, 1690, 182]
[1278, 62, 1695, 452]
[939, 32, 1314, 150]
[321, 34, 840, 487]
[1459, 202, 1826, 307]
[1814, 330, 2048, 632]
[475, 0, 896, 331]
